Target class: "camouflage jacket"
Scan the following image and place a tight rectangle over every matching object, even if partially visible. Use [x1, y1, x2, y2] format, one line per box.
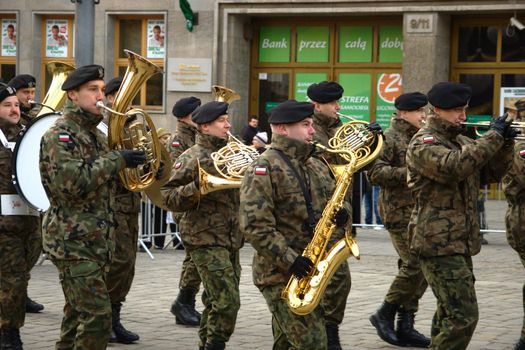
[169, 120, 197, 163]
[368, 116, 418, 229]
[240, 133, 347, 289]
[313, 111, 343, 164]
[502, 139, 525, 253]
[161, 132, 242, 252]
[0, 120, 38, 232]
[406, 115, 512, 257]
[40, 104, 126, 263]
[114, 182, 141, 214]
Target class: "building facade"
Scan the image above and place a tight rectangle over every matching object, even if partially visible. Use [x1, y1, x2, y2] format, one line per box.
[1, 0, 524, 132]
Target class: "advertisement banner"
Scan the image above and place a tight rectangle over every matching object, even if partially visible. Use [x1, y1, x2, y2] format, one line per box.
[499, 87, 525, 115]
[376, 73, 403, 128]
[1, 19, 16, 57]
[339, 26, 372, 63]
[338, 73, 371, 121]
[258, 27, 291, 63]
[45, 19, 69, 58]
[296, 26, 329, 63]
[294, 72, 328, 101]
[147, 20, 165, 59]
[378, 26, 403, 63]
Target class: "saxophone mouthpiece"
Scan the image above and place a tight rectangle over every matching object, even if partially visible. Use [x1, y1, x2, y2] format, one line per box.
[96, 101, 106, 109]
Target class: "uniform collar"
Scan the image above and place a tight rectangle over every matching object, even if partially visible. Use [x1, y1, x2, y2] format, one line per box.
[179, 120, 197, 136]
[426, 114, 465, 138]
[391, 115, 419, 136]
[196, 131, 228, 150]
[0, 119, 21, 141]
[313, 111, 342, 130]
[270, 133, 315, 162]
[63, 100, 104, 130]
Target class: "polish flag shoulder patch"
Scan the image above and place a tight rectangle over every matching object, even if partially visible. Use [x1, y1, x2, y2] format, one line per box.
[423, 136, 434, 143]
[254, 166, 268, 175]
[58, 134, 70, 142]
[519, 149, 525, 158]
[171, 140, 181, 148]
[174, 162, 182, 170]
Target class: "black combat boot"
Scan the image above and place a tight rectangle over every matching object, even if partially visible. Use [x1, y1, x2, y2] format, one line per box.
[109, 303, 140, 344]
[396, 310, 430, 348]
[514, 339, 525, 350]
[326, 324, 342, 350]
[170, 288, 201, 326]
[25, 297, 44, 313]
[204, 340, 225, 350]
[0, 329, 23, 350]
[369, 301, 400, 345]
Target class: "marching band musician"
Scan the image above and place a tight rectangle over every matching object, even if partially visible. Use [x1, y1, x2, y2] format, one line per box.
[7, 74, 37, 126]
[240, 100, 351, 350]
[103, 76, 141, 344]
[368, 92, 430, 347]
[502, 99, 525, 350]
[306, 81, 351, 350]
[406, 82, 516, 349]
[39, 65, 146, 350]
[168, 96, 203, 327]
[161, 101, 242, 350]
[0, 85, 41, 350]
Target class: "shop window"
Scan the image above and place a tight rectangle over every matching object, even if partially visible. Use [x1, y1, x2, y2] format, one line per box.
[459, 74, 494, 116]
[338, 26, 373, 63]
[0, 16, 17, 83]
[502, 29, 525, 62]
[115, 16, 165, 110]
[296, 26, 330, 63]
[457, 26, 498, 62]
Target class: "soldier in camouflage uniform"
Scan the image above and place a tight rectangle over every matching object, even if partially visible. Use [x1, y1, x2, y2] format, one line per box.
[161, 101, 242, 350]
[406, 82, 516, 350]
[39, 65, 146, 350]
[0, 86, 41, 350]
[502, 100, 525, 350]
[240, 100, 352, 350]
[307, 81, 352, 350]
[103, 76, 141, 344]
[6, 74, 44, 315]
[168, 96, 203, 326]
[368, 92, 430, 348]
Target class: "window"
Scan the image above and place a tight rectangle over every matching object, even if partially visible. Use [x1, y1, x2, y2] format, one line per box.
[0, 15, 17, 83]
[115, 16, 165, 110]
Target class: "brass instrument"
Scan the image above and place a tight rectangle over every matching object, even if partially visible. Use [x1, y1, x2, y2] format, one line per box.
[212, 85, 240, 104]
[336, 112, 358, 122]
[461, 120, 525, 138]
[282, 120, 384, 315]
[32, 61, 75, 116]
[97, 49, 165, 192]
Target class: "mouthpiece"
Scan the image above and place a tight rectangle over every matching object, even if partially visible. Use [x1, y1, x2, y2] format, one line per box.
[96, 101, 106, 108]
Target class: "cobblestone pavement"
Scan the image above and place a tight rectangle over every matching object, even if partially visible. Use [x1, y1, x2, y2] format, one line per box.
[22, 200, 522, 349]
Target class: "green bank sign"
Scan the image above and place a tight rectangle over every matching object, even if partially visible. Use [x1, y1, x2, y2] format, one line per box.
[338, 73, 371, 121]
[379, 26, 403, 62]
[259, 26, 291, 62]
[296, 26, 329, 62]
[294, 72, 328, 102]
[339, 26, 373, 63]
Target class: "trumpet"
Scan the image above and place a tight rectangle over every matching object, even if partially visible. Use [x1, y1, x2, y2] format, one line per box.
[461, 119, 525, 138]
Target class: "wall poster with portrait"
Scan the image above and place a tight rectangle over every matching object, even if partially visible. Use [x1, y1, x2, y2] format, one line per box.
[45, 19, 69, 58]
[1, 19, 17, 57]
[146, 20, 165, 59]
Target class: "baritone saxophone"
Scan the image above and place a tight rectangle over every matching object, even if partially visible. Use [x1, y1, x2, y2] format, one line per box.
[282, 121, 384, 315]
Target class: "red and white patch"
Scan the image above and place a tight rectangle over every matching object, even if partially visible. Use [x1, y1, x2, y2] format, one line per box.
[254, 167, 268, 175]
[423, 136, 434, 143]
[171, 141, 181, 148]
[174, 162, 182, 169]
[519, 149, 525, 158]
[58, 134, 70, 142]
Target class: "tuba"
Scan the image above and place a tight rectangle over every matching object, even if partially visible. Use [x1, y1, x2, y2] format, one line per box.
[32, 61, 75, 117]
[97, 49, 165, 192]
[212, 85, 240, 104]
[282, 121, 384, 315]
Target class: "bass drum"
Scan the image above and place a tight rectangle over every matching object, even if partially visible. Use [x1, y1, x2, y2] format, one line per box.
[12, 112, 108, 212]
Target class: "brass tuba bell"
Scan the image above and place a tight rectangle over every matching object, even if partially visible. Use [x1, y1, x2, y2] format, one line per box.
[212, 85, 240, 104]
[33, 61, 75, 117]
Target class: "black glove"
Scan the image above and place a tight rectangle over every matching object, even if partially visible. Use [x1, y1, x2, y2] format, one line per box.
[503, 125, 519, 139]
[119, 149, 147, 168]
[365, 122, 383, 134]
[155, 160, 165, 180]
[334, 207, 349, 228]
[290, 256, 314, 279]
[489, 114, 509, 137]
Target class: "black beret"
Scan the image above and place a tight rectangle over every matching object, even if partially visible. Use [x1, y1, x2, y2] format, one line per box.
[62, 64, 104, 91]
[8, 74, 36, 90]
[427, 82, 472, 109]
[0, 85, 16, 102]
[172, 96, 201, 118]
[268, 100, 314, 124]
[307, 81, 344, 103]
[105, 77, 123, 97]
[192, 101, 228, 124]
[394, 92, 428, 111]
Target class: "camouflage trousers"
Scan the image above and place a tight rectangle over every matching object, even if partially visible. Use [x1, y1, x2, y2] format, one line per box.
[385, 227, 428, 313]
[322, 260, 351, 326]
[519, 252, 525, 341]
[53, 259, 111, 350]
[0, 218, 41, 329]
[179, 248, 202, 291]
[421, 255, 478, 350]
[106, 210, 139, 304]
[261, 284, 327, 350]
[190, 247, 241, 347]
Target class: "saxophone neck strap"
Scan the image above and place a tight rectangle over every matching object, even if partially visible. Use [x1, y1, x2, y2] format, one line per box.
[275, 149, 316, 234]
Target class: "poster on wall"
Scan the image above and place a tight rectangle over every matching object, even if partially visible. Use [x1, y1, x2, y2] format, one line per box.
[45, 20, 68, 58]
[376, 73, 403, 128]
[294, 72, 328, 102]
[1, 19, 17, 57]
[338, 73, 371, 122]
[147, 20, 165, 59]
[500, 87, 525, 115]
